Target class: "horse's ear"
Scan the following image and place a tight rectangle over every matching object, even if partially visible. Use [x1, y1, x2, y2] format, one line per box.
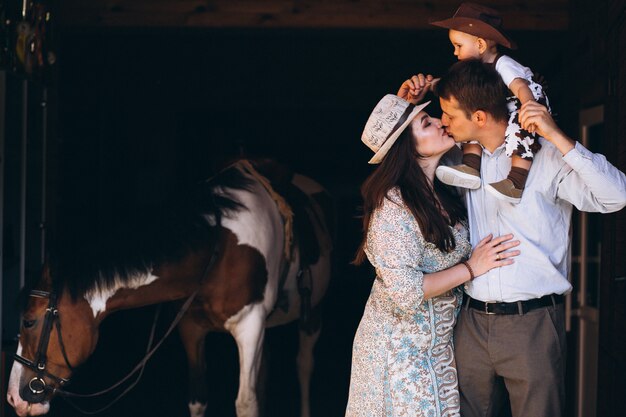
[42, 255, 52, 281]
[43, 262, 50, 279]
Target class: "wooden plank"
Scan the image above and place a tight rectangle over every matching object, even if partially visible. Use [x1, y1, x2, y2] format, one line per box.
[57, 0, 569, 30]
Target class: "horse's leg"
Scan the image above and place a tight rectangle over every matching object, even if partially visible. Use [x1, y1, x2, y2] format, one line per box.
[178, 316, 209, 417]
[256, 339, 270, 417]
[296, 306, 322, 417]
[226, 303, 266, 417]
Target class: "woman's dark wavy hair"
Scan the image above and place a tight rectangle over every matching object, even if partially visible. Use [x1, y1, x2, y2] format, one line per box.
[436, 58, 510, 123]
[353, 125, 467, 265]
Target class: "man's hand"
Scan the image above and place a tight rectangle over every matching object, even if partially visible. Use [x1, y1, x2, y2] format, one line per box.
[397, 74, 439, 104]
[519, 101, 559, 138]
[519, 101, 575, 155]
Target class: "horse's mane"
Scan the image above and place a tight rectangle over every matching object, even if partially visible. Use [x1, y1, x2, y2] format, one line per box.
[48, 163, 255, 299]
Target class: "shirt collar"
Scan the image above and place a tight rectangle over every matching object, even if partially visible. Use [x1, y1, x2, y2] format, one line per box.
[479, 141, 506, 157]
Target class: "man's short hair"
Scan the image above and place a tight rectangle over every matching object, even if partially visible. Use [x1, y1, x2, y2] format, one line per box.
[436, 59, 510, 123]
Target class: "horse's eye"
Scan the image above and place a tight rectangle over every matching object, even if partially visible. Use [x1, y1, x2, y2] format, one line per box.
[22, 319, 36, 329]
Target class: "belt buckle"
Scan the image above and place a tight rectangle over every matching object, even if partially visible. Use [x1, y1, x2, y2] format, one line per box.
[484, 302, 496, 315]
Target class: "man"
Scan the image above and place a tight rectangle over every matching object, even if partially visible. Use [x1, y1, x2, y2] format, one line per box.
[398, 60, 626, 417]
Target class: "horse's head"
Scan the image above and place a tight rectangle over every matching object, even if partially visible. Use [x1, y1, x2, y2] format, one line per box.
[7, 267, 99, 416]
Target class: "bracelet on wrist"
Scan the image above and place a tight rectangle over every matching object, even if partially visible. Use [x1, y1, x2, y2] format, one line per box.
[461, 261, 475, 281]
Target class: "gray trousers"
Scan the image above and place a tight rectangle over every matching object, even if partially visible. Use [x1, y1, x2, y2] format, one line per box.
[454, 300, 567, 417]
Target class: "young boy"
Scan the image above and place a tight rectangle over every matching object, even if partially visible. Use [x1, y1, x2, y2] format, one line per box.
[431, 2, 550, 203]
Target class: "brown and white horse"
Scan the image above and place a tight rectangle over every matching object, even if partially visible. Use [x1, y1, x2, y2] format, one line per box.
[6, 159, 333, 417]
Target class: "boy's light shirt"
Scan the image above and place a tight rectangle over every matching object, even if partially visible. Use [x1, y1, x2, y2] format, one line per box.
[464, 139, 626, 302]
[495, 55, 534, 88]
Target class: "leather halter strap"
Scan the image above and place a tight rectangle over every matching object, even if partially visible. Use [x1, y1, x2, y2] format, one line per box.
[14, 226, 220, 410]
[13, 290, 73, 392]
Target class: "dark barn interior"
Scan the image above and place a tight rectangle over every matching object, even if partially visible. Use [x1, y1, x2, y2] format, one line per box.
[2, 1, 626, 417]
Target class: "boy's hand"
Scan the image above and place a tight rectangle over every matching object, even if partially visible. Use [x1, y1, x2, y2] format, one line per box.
[397, 74, 439, 104]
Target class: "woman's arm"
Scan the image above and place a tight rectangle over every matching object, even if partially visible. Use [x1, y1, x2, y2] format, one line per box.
[368, 194, 520, 312]
[365, 195, 427, 314]
[422, 234, 519, 300]
[396, 73, 439, 104]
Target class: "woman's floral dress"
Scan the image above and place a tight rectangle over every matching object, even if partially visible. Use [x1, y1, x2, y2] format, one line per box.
[346, 188, 471, 417]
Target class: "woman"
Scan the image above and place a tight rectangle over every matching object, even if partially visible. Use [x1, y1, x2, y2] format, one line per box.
[345, 92, 520, 417]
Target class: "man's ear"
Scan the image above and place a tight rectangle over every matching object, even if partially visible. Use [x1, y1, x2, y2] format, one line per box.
[472, 110, 488, 126]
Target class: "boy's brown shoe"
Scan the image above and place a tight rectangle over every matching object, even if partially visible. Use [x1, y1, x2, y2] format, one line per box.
[485, 179, 523, 203]
[436, 164, 481, 189]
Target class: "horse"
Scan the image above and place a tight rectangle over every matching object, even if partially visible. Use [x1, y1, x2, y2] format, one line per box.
[6, 159, 334, 417]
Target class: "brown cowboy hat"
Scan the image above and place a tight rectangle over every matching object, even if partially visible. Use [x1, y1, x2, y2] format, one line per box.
[430, 2, 517, 50]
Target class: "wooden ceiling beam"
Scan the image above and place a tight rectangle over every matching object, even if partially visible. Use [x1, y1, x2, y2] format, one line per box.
[58, 0, 569, 30]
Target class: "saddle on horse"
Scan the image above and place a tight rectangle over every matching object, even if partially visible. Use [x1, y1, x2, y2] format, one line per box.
[244, 158, 326, 332]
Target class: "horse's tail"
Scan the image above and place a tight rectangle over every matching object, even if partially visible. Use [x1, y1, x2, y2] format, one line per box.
[307, 186, 336, 253]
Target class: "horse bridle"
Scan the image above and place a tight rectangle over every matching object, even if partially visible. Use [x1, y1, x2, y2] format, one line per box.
[12, 236, 220, 411]
[13, 289, 74, 397]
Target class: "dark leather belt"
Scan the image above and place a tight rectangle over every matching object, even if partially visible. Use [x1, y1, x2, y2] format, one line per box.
[467, 294, 564, 315]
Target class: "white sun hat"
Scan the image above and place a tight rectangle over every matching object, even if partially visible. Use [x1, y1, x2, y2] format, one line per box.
[362, 94, 430, 164]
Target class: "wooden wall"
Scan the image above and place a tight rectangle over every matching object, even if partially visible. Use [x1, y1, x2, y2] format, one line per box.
[56, 0, 568, 30]
[598, 2, 626, 416]
[569, 0, 626, 416]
